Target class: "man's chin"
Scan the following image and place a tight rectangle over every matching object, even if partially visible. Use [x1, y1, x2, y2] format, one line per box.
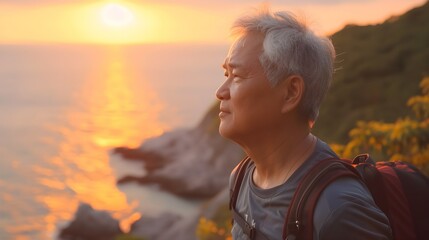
[219, 124, 241, 142]
[218, 124, 233, 139]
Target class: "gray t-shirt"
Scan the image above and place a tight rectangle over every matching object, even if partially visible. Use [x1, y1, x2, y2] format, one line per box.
[231, 139, 392, 240]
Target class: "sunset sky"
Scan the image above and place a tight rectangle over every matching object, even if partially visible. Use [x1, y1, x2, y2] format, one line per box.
[0, 0, 426, 44]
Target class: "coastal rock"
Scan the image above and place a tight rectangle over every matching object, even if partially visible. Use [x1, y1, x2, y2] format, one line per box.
[58, 202, 122, 240]
[113, 147, 168, 171]
[114, 102, 243, 199]
[110, 103, 243, 239]
[129, 212, 199, 240]
[199, 186, 230, 219]
[117, 173, 213, 199]
[129, 212, 181, 239]
[128, 187, 231, 240]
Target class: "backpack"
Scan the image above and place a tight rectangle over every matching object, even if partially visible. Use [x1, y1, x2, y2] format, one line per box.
[229, 154, 429, 240]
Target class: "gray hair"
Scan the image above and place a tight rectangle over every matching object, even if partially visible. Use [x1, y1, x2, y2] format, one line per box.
[231, 7, 336, 121]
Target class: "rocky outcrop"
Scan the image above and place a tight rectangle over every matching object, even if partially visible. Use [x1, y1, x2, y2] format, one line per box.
[59, 103, 243, 240]
[58, 203, 123, 240]
[129, 212, 182, 239]
[114, 102, 243, 199]
[129, 212, 199, 240]
[128, 187, 230, 240]
[97, 102, 244, 239]
[59, 188, 231, 240]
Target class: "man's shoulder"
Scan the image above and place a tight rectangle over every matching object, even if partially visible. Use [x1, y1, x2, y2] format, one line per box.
[315, 177, 374, 212]
[313, 177, 392, 240]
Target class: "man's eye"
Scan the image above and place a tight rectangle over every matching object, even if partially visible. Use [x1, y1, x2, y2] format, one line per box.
[233, 75, 243, 81]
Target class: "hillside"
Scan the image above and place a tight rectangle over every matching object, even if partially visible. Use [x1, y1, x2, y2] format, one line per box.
[313, 1, 429, 143]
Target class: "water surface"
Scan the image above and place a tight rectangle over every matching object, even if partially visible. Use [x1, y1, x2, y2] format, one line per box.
[0, 43, 226, 239]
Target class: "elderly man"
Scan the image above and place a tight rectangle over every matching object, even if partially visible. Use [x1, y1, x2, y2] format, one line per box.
[216, 7, 392, 240]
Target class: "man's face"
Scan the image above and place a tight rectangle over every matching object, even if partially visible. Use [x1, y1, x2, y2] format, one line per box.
[216, 32, 284, 143]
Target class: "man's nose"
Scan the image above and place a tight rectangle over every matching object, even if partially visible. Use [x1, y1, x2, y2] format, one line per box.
[215, 80, 230, 100]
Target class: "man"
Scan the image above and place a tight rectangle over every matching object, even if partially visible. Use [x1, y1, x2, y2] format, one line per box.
[215, 7, 392, 240]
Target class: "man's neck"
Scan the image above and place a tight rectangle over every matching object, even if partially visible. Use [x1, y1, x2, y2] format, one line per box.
[245, 129, 316, 189]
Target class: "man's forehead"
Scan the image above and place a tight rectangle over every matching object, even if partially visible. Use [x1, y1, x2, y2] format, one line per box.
[223, 33, 263, 69]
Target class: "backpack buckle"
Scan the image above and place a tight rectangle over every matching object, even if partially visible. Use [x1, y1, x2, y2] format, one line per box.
[245, 224, 255, 239]
[352, 153, 374, 164]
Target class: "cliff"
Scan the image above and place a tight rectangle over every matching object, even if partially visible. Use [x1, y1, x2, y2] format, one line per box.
[114, 102, 243, 199]
[111, 102, 243, 239]
[313, 1, 429, 143]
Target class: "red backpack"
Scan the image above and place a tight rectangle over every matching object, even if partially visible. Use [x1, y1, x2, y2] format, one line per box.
[230, 154, 429, 240]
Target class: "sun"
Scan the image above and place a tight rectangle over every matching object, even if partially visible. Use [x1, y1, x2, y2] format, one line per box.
[100, 3, 134, 27]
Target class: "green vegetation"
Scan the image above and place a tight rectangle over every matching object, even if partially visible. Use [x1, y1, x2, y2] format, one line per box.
[333, 76, 429, 175]
[196, 202, 232, 240]
[314, 1, 429, 144]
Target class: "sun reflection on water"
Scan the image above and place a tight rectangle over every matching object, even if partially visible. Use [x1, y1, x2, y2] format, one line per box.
[33, 46, 165, 237]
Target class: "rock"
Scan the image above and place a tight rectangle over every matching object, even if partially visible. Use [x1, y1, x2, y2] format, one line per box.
[117, 174, 213, 199]
[113, 147, 169, 172]
[58, 202, 122, 240]
[111, 102, 243, 239]
[199, 186, 230, 219]
[129, 212, 183, 240]
[128, 187, 231, 240]
[130, 212, 200, 240]
[114, 102, 244, 200]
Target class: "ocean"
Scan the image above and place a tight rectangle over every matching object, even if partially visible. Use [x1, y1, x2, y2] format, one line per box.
[0, 43, 227, 239]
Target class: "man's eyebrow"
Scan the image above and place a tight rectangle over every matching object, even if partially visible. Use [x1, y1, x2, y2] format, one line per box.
[222, 62, 240, 69]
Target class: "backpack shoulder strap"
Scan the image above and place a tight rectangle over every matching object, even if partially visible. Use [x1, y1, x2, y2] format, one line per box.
[229, 156, 252, 210]
[283, 158, 359, 240]
[229, 156, 259, 239]
[229, 157, 271, 240]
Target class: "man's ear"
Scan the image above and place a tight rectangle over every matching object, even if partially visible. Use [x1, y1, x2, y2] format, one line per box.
[280, 75, 305, 113]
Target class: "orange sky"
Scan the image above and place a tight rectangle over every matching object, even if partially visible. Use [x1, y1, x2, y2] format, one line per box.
[0, 0, 426, 44]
